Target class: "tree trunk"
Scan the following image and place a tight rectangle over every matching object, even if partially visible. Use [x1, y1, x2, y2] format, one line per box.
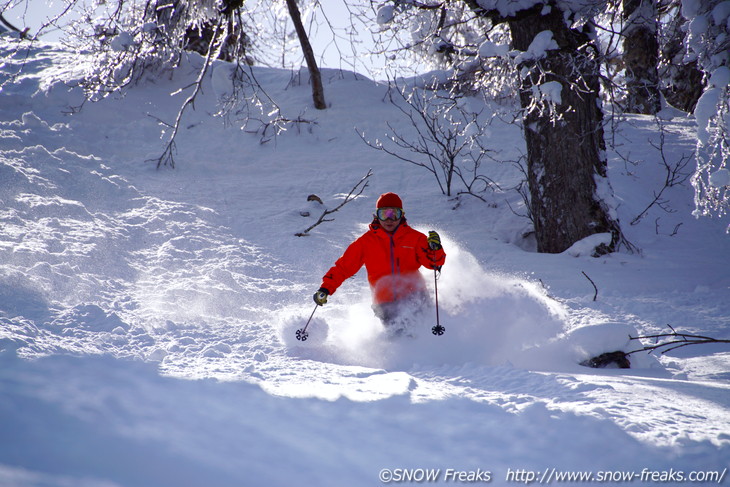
[285, 0, 327, 110]
[508, 7, 622, 254]
[622, 0, 661, 114]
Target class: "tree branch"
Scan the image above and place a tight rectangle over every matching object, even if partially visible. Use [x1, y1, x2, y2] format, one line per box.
[295, 169, 373, 236]
[630, 120, 694, 225]
[151, 16, 224, 169]
[628, 326, 730, 355]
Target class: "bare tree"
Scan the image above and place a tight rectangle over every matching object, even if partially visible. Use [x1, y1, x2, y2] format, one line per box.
[359, 81, 499, 201]
[3, 0, 325, 167]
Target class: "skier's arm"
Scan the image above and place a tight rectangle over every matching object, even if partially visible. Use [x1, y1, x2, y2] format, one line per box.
[320, 238, 366, 295]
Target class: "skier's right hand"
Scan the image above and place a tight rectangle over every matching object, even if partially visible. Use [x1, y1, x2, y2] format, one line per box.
[427, 231, 442, 250]
[313, 288, 329, 306]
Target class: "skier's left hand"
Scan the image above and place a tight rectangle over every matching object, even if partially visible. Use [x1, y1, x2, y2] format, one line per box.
[427, 231, 442, 250]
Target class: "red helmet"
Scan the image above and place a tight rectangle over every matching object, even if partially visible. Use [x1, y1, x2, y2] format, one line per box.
[376, 192, 403, 209]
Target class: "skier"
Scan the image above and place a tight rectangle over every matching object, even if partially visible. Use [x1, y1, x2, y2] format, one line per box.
[313, 192, 446, 335]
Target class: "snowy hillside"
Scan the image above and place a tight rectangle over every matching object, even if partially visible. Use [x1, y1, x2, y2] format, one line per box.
[1, 40, 729, 487]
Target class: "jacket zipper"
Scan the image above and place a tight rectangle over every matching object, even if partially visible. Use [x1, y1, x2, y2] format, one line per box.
[389, 233, 400, 300]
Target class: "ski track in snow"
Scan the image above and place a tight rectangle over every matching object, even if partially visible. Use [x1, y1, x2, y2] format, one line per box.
[0, 41, 729, 487]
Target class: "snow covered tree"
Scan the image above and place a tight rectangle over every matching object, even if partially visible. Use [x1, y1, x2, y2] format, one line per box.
[10, 0, 328, 165]
[500, 4, 623, 253]
[376, 0, 626, 253]
[18, 0, 262, 100]
[658, 0, 705, 113]
[680, 0, 730, 225]
[456, 2, 623, 253]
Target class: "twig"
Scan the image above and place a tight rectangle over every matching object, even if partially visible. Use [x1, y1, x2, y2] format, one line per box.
[630, 121, 693, 225]
[295, 169, 373, 236]
[581, 271, 598, 301]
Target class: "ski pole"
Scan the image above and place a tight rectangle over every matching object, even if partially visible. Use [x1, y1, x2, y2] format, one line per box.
[431, 267, 445, 336]
[296, 303, 319, 341]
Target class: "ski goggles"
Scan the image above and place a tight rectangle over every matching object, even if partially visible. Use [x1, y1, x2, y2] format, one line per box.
[376, 207, 403, 221]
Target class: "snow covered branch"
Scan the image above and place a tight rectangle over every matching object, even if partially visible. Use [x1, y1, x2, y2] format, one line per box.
[682, 0, 730, 223]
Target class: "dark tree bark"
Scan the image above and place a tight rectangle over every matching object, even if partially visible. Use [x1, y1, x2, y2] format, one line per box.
[622, 0, 661, 114]
[509, 7, 622, 253]
[461, 2, 623, 253]
[285, 0, 327, 110]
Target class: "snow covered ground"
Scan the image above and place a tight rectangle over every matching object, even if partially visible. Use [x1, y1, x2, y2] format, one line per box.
[1, 40, 728, 487]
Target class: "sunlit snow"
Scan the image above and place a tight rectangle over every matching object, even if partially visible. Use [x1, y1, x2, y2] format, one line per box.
[1, 39, 729, 487]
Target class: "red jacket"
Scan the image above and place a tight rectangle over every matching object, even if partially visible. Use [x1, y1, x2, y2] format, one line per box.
[320, 219, 446, 304]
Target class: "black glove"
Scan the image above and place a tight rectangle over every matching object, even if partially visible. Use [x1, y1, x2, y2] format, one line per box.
[313, 287, 329, 306]
[427, 231, 442, 251]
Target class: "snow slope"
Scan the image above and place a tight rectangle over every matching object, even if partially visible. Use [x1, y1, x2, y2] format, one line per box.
[1, 40, 729, 487]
